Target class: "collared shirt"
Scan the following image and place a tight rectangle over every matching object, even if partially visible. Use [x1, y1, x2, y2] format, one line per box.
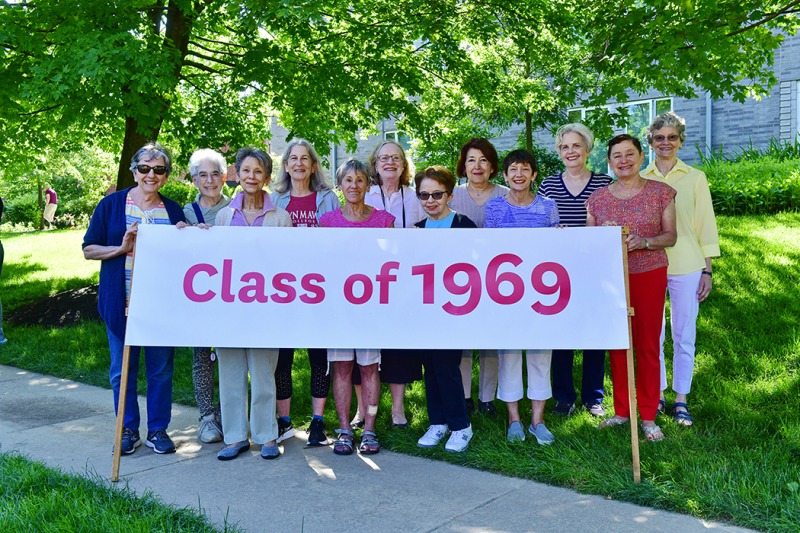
[643, 158, 720, 275]
[229, 191, 278, 227]
[365, 185, 425, 228]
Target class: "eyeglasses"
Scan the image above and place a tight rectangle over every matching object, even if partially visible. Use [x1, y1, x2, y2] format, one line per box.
[135, 164, 168, 175]
[378, 155, 403, 163]
[196, 171, 223, 182]
[653, 134, 680, 143]
[417, 191, 447, 201]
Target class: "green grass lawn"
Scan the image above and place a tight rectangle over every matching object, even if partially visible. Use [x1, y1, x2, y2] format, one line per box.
[0, 453, 236, 532]
[1, 216, 799, 532]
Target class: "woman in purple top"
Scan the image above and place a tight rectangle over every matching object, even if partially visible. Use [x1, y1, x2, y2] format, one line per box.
[213, 147, 292, 462]
[485, 150, 560, 445]
[538, 123, 612, 419]
[321, 159, 393, 456]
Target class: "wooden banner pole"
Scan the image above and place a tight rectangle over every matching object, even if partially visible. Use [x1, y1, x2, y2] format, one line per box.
[621, 227, 641, 483]
[111, 237, 137, 482]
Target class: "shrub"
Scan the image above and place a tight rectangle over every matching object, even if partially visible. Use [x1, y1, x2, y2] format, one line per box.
[4, 192, 41, 227]
[702, 156, 800, 215]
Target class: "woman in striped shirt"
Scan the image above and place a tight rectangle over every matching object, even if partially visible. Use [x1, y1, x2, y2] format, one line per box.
[538, 123, 612, 419]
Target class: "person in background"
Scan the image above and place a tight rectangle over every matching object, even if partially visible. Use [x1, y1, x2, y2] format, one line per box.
[485, 149, 559, 445]
[183, 148, 232, 444]
[587, 134, 677, 442]
[43, 184, 57, 229]
[270, 138, 340, 447]
[413, 165, 475, 452]
[213, 146, 291, 461]
[643, 112, 720, 426]
[449, 138, 509, 417]
[359, 140, 423, 428]
[321, 158, 394, 455]
[0, 196, 6, 345]
[82, 142, 186, 455]
[538, 124, 612, 418]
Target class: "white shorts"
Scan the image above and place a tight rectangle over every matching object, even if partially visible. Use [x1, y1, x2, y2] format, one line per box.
[327, 348, 381, 366]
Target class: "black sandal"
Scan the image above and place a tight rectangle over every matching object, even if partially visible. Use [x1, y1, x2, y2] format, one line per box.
[333, 429, 355, 455]
[359, 430, 380, 455]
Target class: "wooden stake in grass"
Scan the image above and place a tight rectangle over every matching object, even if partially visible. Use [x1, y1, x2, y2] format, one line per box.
[621, 227, 641, 483]
[111, 238, 137, 483]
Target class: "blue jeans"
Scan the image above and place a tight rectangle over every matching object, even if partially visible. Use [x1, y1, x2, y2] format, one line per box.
[551, 349, 605, 406]
[107, 327, 174, 432]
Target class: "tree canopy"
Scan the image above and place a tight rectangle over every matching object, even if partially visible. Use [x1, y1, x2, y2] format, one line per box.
[1, 0, 798, 189]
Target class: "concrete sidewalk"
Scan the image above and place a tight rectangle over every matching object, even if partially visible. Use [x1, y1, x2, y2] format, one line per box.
[0, 364, 749, 533]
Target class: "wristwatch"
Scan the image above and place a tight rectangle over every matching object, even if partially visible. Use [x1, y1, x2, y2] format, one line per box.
[702, 270, 713, 277]
[643, 238, 650, 250]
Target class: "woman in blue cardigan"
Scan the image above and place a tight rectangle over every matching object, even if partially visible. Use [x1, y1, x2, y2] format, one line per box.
[83, 142, 186, 456]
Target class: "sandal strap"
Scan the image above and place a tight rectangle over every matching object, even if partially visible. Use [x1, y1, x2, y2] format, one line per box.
[334, 428, 354, 438]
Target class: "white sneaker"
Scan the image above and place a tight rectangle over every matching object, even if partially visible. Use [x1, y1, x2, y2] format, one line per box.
[198, 414, 223, 443]
[417, 424, 448, 448]
[445, 425, 473, 453]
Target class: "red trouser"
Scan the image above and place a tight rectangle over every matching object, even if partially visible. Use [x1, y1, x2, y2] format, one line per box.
[609, 267, 667, 421]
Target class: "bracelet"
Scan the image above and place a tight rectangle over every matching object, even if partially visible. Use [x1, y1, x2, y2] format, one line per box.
[643, 238, 650, 250]
[702, 270, 712, 277]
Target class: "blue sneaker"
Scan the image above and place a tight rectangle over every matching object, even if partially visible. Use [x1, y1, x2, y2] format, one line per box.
[528, 423, 555, 445]
[507, 421, 526, 442]
[120, 428, 141, 455]
[146, 430, 176, 454]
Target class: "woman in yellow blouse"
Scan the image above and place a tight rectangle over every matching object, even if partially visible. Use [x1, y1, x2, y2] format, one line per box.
[643, 112, 720, 427]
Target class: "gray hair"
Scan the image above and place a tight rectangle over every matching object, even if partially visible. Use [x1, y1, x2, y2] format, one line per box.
[189, 149, 227, 177]
[273, 138, 330, 194]
[129, 142, 173, 175]
[647, 111, 687, 144]
[554, 123, 595, 153]
[235, 147, 272, 179]
[367, 140, 412, 187]
[335, 159, 370, 187]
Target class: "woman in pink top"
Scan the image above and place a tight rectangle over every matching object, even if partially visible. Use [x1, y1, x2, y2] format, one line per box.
[586, 134, 677, 442]
[321, 159, 393, 456]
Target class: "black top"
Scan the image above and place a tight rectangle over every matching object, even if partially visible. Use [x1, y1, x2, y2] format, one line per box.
[414, 212, 477, 229]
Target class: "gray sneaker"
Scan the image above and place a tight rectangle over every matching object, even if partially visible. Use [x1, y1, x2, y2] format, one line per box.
[528, 423, 555, 445]
[198, 414, 223, 443]
[507, 421, 526, 442]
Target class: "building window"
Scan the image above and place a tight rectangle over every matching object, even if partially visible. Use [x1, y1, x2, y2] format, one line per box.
[383, 130, 412, 150]
[568, 97, 672, 173]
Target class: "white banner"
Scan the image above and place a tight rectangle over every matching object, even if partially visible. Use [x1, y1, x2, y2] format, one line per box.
[125, 224, 630, 350]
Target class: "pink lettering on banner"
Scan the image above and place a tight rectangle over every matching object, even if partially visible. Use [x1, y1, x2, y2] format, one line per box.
[344, 273, 373, 304]
[181, 261, 327, 305]
[183, 263, 218, 302]
[531, 262, 571, 315]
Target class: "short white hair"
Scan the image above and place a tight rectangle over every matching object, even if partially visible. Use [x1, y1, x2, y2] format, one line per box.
[189, 149, 227, 177]
[554, 123, 595, 153]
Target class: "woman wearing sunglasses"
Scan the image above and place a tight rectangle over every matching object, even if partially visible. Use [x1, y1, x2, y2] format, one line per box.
[83, 142, 187, 456]
[413, 165, 476, 452]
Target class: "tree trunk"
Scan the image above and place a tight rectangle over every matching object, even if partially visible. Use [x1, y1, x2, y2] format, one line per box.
[37, 178, 43, 231]
[116, 116, 162, 190]
[114, 0, 198, 191]
[525, 110, 533, 153]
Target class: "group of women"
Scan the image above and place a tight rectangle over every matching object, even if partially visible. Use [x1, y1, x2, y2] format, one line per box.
[83, 110, 719, 460]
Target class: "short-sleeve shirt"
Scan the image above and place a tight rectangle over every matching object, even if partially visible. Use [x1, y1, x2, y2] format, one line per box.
[320, 207, 395, 228]
[448, 183, 509, 228]
[586, 180, 676, 273]
[484, 195, 560, 229]
[124, 193, 171, 300]
[285, 193, 319, 227]
[538, 172, 612, 227]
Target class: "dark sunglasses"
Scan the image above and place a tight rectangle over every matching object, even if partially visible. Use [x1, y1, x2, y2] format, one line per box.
[417, 191, 446, 201]
[136, 164, 168, 175]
